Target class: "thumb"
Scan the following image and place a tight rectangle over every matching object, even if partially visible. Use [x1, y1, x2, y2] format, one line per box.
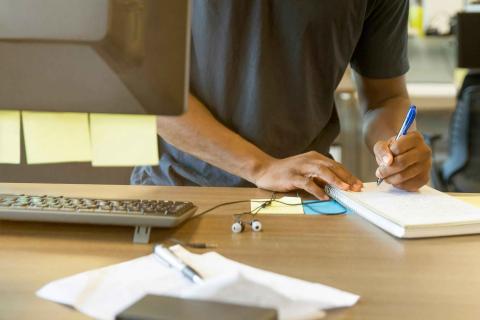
[373, 140, 394, 166]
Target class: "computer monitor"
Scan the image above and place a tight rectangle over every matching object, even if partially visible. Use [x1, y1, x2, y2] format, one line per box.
[0, 0, 191, 115]
[457, 12, 480, 69]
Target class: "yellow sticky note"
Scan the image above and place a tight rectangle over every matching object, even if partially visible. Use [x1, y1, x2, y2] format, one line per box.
[457, 196, 480, 209]
[22, 111, 91, 164]
[250, 196, 304, 215]
[454, 68, 469, 90]
[0, 110, 21, 164]
[90, 114, 159, 166]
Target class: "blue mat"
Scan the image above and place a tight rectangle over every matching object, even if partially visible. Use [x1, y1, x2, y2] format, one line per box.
[302, 200, 350, 215]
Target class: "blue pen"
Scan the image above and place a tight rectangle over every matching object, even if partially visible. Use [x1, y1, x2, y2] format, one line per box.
[376, 105, 417, 186]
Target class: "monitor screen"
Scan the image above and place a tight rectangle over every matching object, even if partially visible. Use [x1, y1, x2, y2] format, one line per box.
[0, 0, 190, 115]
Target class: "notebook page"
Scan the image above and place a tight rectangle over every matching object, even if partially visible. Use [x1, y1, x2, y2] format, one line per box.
[342, 183, 480, 227]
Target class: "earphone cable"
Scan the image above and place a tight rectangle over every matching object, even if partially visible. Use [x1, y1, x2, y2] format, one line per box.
[189, 192, 346, 220]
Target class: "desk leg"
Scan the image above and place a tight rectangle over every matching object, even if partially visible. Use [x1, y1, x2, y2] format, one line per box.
[133, 225, 151, 244]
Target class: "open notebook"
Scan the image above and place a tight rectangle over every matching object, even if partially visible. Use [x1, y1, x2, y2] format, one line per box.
[325, 182, 480, 238]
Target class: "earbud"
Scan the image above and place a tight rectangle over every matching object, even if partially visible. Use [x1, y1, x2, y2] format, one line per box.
[231, 221, 244, 233]
[231, 219, 262, 233]
[250, 219, 262, 232]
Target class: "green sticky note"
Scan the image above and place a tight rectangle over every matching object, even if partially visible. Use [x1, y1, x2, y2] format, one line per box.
[0, 110, 21, 164]
[90, 114, 159, 167]
[22, 111, 91, 164]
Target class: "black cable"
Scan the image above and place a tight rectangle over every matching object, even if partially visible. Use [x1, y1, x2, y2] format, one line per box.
[190, 192, 346, 220]
[190, 200, 253, 219]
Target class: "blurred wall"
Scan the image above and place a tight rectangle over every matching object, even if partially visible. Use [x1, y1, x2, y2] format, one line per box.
[423, 0, 463, 32]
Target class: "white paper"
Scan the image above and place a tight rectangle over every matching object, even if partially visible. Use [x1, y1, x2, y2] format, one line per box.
[346, 183, 480, 227]
[171, 246, 359, 310]
[37, 246, 359, 320]
[37, 255, 192, 320]
[174, 273, 326, 320]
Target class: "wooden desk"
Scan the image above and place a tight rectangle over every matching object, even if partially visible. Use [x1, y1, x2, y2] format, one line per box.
[1, 183, 480, 320]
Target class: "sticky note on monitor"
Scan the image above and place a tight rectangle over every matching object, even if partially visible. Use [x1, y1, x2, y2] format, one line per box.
[22, 111, 91, 164]
[89, 114, 159, 166]
[0, 110, 21, 164]
[250, 196, 304, 215]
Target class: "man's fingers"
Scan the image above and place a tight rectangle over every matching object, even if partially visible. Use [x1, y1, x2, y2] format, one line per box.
[376, 148, 429, 179]
[327, 163, 363, 191]
[389, 131, 424, 156]
[293, 176, 329, 200]
[373, 140, 394, 166]
[308, 167, 351, 191]
[302, 162, 351, 190]
[383, 163, 424, 185]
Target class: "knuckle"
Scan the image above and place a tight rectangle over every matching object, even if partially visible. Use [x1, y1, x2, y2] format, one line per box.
[317, 166, 329, 175]
[394, 155, 406, 168]
[374, 141, 387, 153]
[306, 151, 322, 159]
[411, 131, 421, 140]
[390, 144, 401, 155]
[425, 145, 432, 157]
[378, 166, 389, 177]
[302, 177, 313, 188]
[328, 162, 342, 172]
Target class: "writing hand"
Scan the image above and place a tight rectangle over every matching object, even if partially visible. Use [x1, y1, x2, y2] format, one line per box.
[374, 131, 432, 191]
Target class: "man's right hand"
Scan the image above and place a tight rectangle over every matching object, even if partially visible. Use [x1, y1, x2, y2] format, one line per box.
[253, 151, 363, 200]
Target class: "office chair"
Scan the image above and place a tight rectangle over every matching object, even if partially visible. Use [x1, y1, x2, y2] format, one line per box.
[429, 72, 480, 192]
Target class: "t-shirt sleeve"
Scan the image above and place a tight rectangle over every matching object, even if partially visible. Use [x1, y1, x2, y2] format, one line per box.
[350, 0, 410, 79]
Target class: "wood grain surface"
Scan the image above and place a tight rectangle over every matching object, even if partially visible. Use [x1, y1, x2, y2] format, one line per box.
[1, 183, 479, 320]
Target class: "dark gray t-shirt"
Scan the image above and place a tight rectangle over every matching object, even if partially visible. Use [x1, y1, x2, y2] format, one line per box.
[131, 0, 409, 187]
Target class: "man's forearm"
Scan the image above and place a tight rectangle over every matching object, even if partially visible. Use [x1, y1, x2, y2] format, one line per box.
[362, 95, 412, 151]
[156, 94, 273, 183]
[355, 74, 431, 191]
[354, 73, 412, 150]
[157, 95, 362, 198]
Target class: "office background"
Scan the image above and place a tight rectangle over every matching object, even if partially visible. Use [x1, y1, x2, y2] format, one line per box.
[0, 0, 477, 187]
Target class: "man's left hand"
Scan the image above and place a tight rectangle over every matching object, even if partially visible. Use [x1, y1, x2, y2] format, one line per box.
[373, 131, 432, 191]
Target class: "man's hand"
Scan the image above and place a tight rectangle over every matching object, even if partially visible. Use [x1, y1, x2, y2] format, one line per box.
[373, 131, 432, 191]
[254, 151, 363, 200]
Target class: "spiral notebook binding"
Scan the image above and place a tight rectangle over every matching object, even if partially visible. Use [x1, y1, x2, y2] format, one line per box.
[324, 184, 405, 238]
[325, 185, 362, 214]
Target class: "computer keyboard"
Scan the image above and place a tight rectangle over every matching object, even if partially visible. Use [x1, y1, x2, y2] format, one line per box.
[0, 194, 197, 228]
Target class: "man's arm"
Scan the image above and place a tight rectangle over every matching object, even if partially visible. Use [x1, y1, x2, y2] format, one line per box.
[156, 94, 362, 199]
[355, 73, 432, 191]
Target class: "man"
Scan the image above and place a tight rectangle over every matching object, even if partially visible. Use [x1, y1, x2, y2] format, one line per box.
[131, 0, 432, 200]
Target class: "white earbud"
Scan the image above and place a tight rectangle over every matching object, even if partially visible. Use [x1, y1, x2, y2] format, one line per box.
[231, 219, 263, 233]
[231, 221, 244, 233]
[250, 219, 262, 232]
